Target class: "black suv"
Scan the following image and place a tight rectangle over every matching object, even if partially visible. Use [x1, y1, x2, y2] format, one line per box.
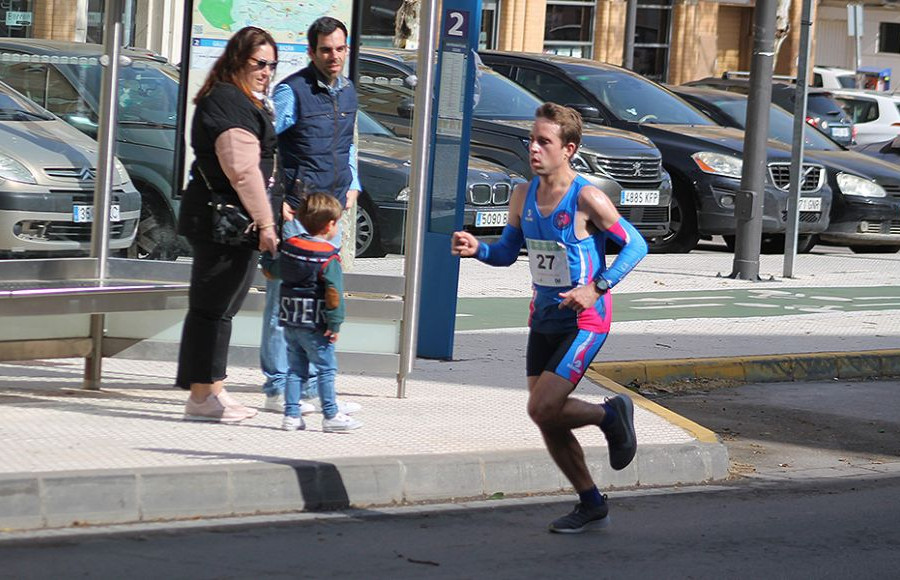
[358, 48, 672, 242]
[682, 77, 855, 147]
[479, 51, 833, 253]
[673, 86, 900, 253]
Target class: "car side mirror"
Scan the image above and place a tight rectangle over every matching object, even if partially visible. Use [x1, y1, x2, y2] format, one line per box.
[568, 104, 601, 121]
[398, 98, 414, 119]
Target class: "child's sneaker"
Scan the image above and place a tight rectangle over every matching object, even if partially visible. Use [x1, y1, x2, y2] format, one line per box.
[305, 398, 361, 415]
[282, 415, 306, 431]
[263, 392, 284, 413]
[322, 412, 362, 432]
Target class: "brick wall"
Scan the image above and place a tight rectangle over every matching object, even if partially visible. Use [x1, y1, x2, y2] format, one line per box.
[31, 0, 77, 41]
[498, 0, 547, 53]
[593, 0, 626, 65]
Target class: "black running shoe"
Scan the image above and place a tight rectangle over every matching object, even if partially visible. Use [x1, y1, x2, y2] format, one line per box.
[548, 501, 610, 534]
[601, 395, 637, 470]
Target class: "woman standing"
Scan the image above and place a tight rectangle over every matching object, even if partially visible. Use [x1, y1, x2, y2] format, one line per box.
[176, 26, 280, 422]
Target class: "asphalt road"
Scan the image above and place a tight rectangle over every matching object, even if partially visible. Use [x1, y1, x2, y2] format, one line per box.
[0, 477, 898, 579]
[2, 379, 899, 579]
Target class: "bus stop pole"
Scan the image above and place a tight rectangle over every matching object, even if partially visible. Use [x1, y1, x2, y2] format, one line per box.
[397, 0, 440, 398]
[783, 0, 813, 278]
[85, 0, 125, 389]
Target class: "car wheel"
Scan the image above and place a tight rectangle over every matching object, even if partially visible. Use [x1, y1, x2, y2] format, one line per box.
[647, 182, 699, 253]
[796, 234, 817, 254]
[127, 194, 180, 260]
[355, 195, 385, 258]
[849, 245, 900, 254]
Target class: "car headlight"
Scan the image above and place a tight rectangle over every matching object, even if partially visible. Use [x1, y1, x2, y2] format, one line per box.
[114, 158, 130, 185]
[396, 186, 410, 202]
[836, 173, 886, 198]
[0, 153, 37, 184]
[691, 152, 743, 178]
[570, 152, 593, 174]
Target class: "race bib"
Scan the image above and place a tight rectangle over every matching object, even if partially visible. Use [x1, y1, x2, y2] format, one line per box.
[526, 238, 571, 287]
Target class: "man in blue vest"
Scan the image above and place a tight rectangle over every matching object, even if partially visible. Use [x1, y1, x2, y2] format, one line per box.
[261, 16, 362, 416]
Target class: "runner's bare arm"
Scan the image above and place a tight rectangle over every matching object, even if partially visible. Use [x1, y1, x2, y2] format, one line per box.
[451, 181, 528, 263]
[559, 185, 647, 312]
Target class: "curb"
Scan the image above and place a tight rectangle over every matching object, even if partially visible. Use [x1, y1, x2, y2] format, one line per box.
[592, 349, 900, 387]
[0, 441, 728, 532]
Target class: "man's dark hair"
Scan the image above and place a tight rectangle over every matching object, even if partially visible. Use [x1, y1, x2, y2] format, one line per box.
[307, 17, 348, 52]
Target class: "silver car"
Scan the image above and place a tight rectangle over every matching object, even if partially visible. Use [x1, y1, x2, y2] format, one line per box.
[0, 80, 141, 257]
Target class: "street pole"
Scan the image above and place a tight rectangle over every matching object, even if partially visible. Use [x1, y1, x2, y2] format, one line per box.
[783, 0, 813, 278]
[730, 0, 777, 281]
[85, 0, 125, 389]
[397, 0, 439, 398]
[623, 0, 637, 70]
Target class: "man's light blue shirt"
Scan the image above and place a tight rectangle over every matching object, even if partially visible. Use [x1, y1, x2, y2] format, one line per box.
[273, 73, 361, 192]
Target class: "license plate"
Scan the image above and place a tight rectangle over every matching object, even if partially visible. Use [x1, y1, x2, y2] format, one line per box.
[475, 211, 508, 227]
[619, 190, 660, 206]
[73, 205, 121, 223]
[832, 127, 850, 138]
[798, 197, 821, 212]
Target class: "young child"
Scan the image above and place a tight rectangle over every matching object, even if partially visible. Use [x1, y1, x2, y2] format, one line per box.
[270, 193, 362, 432]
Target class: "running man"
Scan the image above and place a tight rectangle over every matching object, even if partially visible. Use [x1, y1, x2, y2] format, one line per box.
[452, 103, 648, 533]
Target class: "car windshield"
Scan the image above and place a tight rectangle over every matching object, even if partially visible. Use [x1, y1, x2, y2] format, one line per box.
[837, 74, 857, 89]
[67, 57, 179, 127]
[398, 57, 543, 120]
[358, 109, 395, 136]
[714, 98, 838, 150]
[472, 67, 543, 119]
[0, 83, 54, 121]
[806, 94, 845, 116]
[568, 67, 713, 125]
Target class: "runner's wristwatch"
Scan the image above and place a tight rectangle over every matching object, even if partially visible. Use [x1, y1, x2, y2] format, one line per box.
[593, 275, 610, 294]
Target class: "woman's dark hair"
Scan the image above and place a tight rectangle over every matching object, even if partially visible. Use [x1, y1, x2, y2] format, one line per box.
[194, 26, 277, 107]
[307, 17, 348, 52]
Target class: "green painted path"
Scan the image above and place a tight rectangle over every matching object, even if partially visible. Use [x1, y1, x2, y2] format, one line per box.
[455, 286, 900, 331]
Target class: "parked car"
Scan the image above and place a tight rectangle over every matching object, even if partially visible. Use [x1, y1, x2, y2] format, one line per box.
[358, 48, 673, 243]
[829, 89, 900, 146]
[0, 79, 141, 257]
[480, 51, 833, 253]
[719, 67, 858, 91]
[673, 86, 900, 253]
[812, 66, 858, 90]
[855, 135, 900, 166]
[682, 78, 856, 146]
[0, 39, 182, 259]
[355, 110, 523, 257]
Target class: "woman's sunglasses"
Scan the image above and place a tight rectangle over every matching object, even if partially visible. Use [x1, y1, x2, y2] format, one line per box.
[249, 57, 278, 72]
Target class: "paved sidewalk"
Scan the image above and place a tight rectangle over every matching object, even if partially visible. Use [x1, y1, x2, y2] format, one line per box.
[1, 248, 898, 531]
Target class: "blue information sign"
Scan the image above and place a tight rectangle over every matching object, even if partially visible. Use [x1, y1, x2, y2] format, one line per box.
[417, 0, 482, 359]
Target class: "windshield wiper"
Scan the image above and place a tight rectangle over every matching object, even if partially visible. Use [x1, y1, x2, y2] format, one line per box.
[117, 119, 176, 129]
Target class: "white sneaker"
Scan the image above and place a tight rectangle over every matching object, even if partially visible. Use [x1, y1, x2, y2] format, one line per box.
[303, 398, 361, 415]
[282, 415, 306, 431]
[263, 392, 284, 413]
[322, 412, 362, 433]
[299, 399, 316, 415]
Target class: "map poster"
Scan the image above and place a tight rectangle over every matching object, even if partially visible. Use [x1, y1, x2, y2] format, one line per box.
[179, 0, 354, 184]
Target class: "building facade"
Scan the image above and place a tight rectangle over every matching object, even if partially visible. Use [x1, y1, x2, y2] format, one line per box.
[2, 0, 897, 86]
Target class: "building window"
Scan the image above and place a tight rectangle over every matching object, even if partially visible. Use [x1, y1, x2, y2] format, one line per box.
[544, 1, 594, 58]
[633, 0, 673, 82]
[879, 22, 900, 54]
[0, 0, 34, 39]
[359, 0, 404, 48]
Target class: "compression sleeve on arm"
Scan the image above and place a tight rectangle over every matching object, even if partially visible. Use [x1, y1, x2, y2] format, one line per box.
[601, 217, 648, 287]
[474, 224, 524, 267]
